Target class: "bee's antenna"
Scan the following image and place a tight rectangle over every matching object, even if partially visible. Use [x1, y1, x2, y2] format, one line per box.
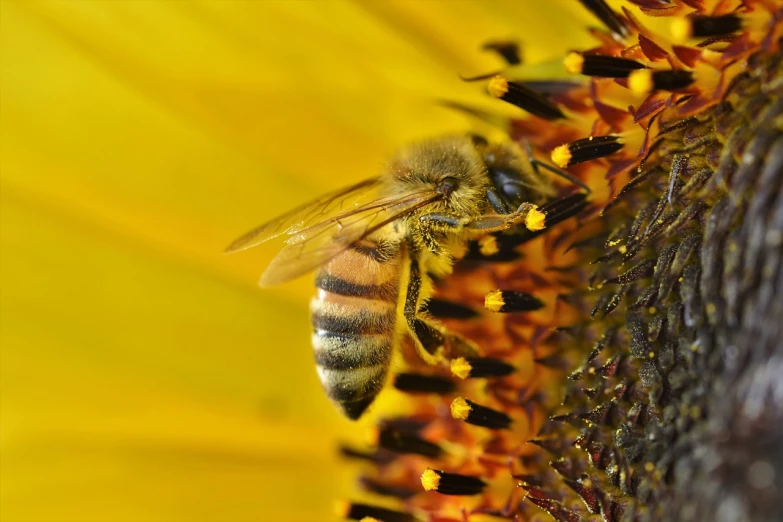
[530, 159, 592, 195]
[458, 71, 504, 82]
[523, 140, 592, 194]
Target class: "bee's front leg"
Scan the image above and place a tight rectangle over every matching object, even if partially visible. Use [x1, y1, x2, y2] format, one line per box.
[413, 213, 465, 256]
[418, 201, 543, 237]
[403, 258, 478, 364]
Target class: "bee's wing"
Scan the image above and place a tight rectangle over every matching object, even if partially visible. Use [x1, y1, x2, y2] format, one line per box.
[259, 189, 441, 287]
[224, 177, 381, 253]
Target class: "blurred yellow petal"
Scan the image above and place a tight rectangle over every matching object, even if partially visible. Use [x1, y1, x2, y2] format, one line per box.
[2, 1, 595, 521]
[1, 188, 362, 521]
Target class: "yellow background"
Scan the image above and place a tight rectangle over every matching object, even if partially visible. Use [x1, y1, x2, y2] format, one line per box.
[1, 2, 595, 521]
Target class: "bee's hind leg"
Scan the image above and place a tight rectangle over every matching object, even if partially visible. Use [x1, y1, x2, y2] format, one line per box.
[403, 258, 479, 365]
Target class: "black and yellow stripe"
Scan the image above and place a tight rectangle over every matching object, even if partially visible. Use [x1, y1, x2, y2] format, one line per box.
[311, 237, 402, 419]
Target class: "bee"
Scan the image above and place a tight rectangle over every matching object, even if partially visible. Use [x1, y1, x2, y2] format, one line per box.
[226, 135, 585, 419]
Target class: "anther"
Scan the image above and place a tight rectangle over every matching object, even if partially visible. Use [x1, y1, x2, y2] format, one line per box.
[525, 206, 546, 231]
[450, 397, 512, 429]
[450, 356, 516, 379]
[671, 14, 742, 42]
[485, 289, 545, 313]
[393, 372, 456, 395]
[420, 468, 487, 495]
[482, 40, 522, 66]
[338, 445, 394, 465]
[359, 476, 418, 500]
[565, 52, 646, 78]
[628, 69, 695, 94]
[375, 426, 442, 458]
[551, 135, 624, 168]
[577, 0, 631, 39]
[479, 235, 500, 256]
[488, 75, 566, 120]
[337, 501, 418, 522]
[424, 297, 478, 319]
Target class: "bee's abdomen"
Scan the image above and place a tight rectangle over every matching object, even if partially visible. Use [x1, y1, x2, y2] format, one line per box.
[310, 239, 401, 420]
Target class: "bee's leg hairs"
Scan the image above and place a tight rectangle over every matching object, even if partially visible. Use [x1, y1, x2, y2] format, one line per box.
[403, 259, 479, 364]
[418, 202, 539, 236]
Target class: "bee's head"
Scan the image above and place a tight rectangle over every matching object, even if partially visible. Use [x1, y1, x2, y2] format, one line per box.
[385, 135, 488, 217]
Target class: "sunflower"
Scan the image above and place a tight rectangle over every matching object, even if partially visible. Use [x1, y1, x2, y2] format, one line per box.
[1, 1, 781, 522]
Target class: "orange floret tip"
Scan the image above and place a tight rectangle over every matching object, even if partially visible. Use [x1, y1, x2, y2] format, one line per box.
[487, 75, 509, 98]
[421, 469, 441, 492]
[450, 357, 473, 379]
[450, 397, 472, 420]
[564, 52, 585, 74]
[525, 206, 546, 231]
[551, 144, 572, 168]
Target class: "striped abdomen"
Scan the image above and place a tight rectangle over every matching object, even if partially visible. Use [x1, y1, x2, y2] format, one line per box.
[311, 239, 401, 419]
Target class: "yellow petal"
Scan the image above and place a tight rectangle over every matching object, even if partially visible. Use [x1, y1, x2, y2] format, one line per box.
[1, 1, 591, 521]
[1, 189, 371, 521]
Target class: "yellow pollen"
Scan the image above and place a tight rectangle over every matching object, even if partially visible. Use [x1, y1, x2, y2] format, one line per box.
[649, 351, 655, 359]
[564, 52, 585, 74]
[619, 245, 628, 254]
[488, 75, 509, 98]
[629, 69, 654, 94]
[702, 48, 722, 64]
[421, 469, 441, 491]
[670, 17, 692, 43]
[525, 206, 546, 231]
[551, 144, 572, 168]
[360, 518, 380, 522]
[648, 307, 657, 314]
[450, 397, 472, 420]
[479, 235, 500, 256]
[335, 501, 351, 518]
[484, 290, 505, 312]
[645, 462, 655, 472]
[450, 357, 473, 379]
[367, 426, 381, 446]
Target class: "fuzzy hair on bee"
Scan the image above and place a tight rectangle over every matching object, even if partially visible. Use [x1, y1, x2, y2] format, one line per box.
[384, 137, 490, 267]
[385, 136, 489, 218]
[226, 134, 584, 419]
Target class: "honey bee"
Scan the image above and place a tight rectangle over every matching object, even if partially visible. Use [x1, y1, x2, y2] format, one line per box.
[227, 135, 583, 419]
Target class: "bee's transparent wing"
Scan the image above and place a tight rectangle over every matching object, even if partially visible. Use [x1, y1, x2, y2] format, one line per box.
[259, 189, 441, 287]
[224, 178, 381, 253]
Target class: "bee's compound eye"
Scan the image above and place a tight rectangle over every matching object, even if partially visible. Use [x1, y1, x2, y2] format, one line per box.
[468, 134, 488, 147]
[490, 167, 527, 208]
[439, 177, 459, 198]
[501, 180, 525, 202]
